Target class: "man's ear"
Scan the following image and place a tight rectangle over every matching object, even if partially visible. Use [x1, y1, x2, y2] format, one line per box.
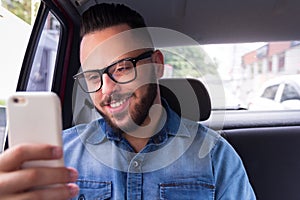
[152, 50, 164, 78]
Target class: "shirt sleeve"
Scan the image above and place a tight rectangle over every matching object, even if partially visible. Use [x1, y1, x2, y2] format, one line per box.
[211, 135, 256, 200]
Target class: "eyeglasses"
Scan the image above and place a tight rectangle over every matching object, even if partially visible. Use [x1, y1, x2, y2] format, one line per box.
[73, 50, 154, 93]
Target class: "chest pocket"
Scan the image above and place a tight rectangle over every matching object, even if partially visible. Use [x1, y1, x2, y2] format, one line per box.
[159, 180, 215, 200]
[75, 180, 112, 200]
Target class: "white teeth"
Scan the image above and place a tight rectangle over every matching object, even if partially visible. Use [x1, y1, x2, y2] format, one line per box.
[110, 98, 127, 108]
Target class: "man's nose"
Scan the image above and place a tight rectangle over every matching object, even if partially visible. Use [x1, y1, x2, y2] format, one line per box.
[101, 74, 118, 95]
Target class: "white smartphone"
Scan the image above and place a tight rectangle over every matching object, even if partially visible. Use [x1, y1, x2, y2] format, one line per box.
[7, 92, 64, 168]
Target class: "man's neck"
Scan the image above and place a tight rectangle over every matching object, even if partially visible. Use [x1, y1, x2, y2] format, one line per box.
[122, 134, 150, 152]
[123, 102, 166, 152]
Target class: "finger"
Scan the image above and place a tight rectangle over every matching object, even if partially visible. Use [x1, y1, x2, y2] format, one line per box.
[1, 183, 79, 200]
[0, 143, 62, 171]
[0, 167, 78, 194]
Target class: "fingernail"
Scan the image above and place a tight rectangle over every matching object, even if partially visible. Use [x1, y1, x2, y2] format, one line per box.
[68, 184, 79, 197]
[52, 147, 63, 158]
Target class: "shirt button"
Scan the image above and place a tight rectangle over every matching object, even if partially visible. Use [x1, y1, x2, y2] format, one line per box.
[133, 160, 139, 167]
[78, 194, 85, 200]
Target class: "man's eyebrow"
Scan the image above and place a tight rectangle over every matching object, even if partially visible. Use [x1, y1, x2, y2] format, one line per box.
[107, 57, 127, 67]
[108, 54, 134, 66]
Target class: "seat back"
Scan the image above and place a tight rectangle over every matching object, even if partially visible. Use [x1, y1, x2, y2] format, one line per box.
[159, 78, 211, 121]
[221, 126, 300, 200]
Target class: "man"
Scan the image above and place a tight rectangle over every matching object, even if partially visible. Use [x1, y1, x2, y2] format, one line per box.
[0, 3, 256, 200]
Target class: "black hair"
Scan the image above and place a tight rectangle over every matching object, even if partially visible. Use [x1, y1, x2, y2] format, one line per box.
[80, 3, 147, 37]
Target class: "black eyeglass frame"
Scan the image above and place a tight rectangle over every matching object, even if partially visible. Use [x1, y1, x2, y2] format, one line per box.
[73, 50, 154, 93]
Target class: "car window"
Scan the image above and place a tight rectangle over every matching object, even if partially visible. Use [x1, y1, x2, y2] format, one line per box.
[0, 0, 42, 150]
[163, 41, 300, 110]
[281, 84, 300, 102]
[261, 85, 279, 100]
[27, 11, 61, 91]
[0, 4, 32, 105]
[220, 41, 300, 111]
[0, 2, 61, 104]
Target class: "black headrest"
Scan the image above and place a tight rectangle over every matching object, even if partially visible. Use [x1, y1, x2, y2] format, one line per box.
[159, 78, 211, 121]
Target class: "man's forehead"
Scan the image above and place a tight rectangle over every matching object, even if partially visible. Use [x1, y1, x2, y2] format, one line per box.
[80, 27, 153, 70]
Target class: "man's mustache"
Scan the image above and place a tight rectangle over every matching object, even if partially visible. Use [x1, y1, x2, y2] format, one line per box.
[100, 92, 133, 106]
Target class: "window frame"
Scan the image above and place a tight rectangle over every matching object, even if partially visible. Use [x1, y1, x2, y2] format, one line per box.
[16, 1, 68, 95]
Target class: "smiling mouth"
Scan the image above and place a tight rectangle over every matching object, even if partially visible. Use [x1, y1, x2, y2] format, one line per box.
[110, 97, 129, 108]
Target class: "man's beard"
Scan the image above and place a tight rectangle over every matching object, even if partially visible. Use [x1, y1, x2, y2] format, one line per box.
[96, 83, 158, 135]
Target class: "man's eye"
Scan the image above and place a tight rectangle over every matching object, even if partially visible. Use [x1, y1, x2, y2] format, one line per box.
[116, 66, 131, 72]
[115, 62, 133, 73]
[86, 73, 100, 81]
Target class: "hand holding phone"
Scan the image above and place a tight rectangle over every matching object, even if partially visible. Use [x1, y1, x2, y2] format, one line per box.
[0, 143, 79, 198]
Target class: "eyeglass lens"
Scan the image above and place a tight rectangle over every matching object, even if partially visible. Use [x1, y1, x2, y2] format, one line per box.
[75, 51, 153, 93]
[76, 60, 136, 93]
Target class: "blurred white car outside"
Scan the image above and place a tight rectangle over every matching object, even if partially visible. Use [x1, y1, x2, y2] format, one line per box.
[248, 75, 300, 110]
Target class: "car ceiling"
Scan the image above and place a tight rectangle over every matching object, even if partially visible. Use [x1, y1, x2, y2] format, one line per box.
[56, 0, 300, 44]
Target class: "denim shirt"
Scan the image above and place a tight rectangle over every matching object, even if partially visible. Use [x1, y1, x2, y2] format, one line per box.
[63, 102, 256, 200]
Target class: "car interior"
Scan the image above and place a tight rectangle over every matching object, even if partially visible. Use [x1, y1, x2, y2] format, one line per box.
[3, 0, 300, 199]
